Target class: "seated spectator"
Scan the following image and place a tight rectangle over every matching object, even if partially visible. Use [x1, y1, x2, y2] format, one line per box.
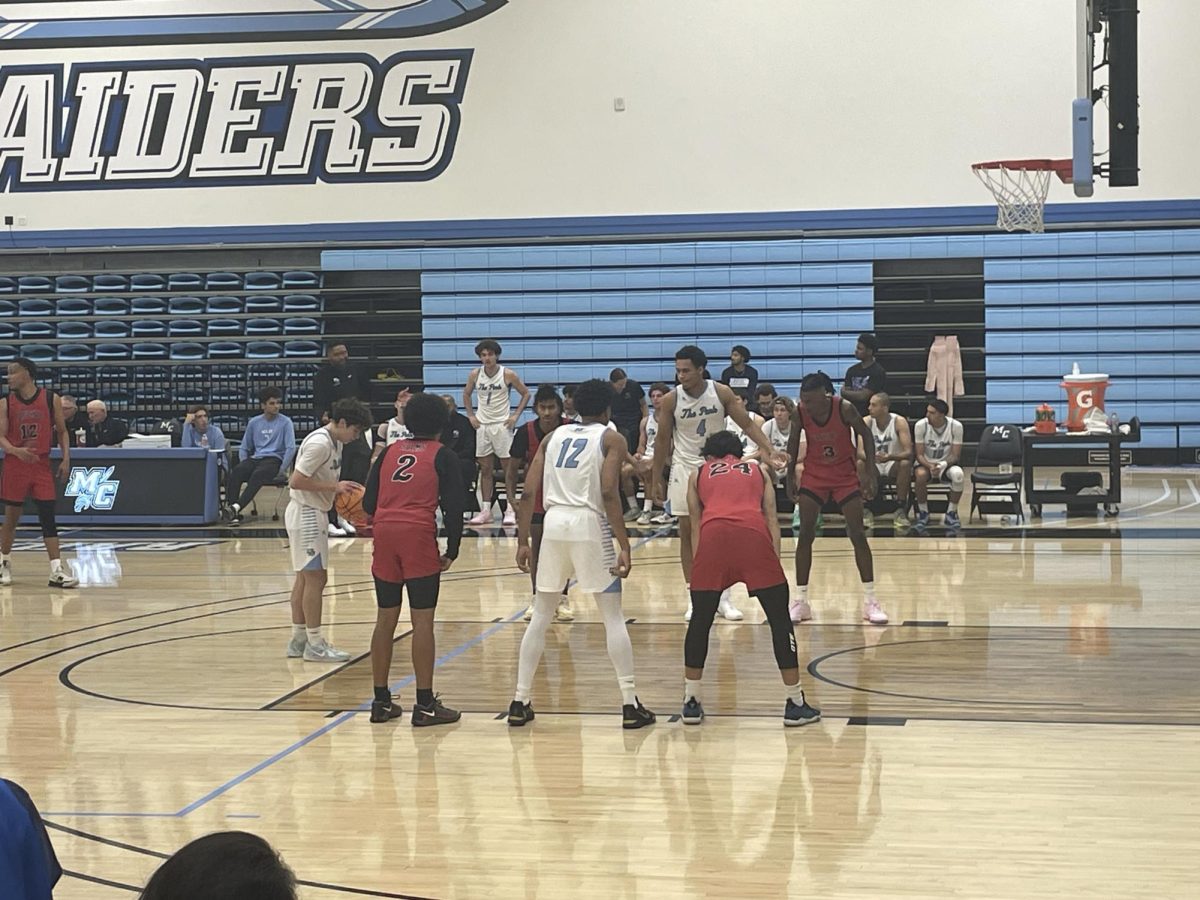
[139, 831, 296, 900]
[373, 388, 413, 461]
[719, 345, 758, 397]
[439, 394, 479, 511]
[754, 382, 778, 420]
[609, 368, 647, 456]
[60, 394, 86, 447]
[0, 779, 61, 900]
[856, 392, 913, 528]
[843, 332, 886, 417]
[913, 398, 964, 532]
[562, 383, 581, 422]
[227, 387, 296, 526]
[84, 400, 128, 447]
[182, 405, 227, 463]
[763, 396, 796, 485]
[724, 390, 765, 461]
[631, 382, 670, 524]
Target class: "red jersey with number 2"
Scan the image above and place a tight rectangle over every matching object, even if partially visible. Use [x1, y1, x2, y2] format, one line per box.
[696, 455, 769, 538]
[371, 438, 441, 529]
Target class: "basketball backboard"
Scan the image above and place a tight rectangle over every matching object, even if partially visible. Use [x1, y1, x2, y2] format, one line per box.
[0, 0, 506, 47]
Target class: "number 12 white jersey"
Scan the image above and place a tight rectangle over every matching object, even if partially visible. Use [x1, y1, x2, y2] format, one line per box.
[542, 422, 608, 521]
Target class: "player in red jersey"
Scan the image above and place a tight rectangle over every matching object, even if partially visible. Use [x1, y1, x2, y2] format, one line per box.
[362, 392, 466, 727]
[512, 384, 574, 622]
[683, 430, 820, 727]
[786, 372, 888, 625]
[0, 358, 77, 588]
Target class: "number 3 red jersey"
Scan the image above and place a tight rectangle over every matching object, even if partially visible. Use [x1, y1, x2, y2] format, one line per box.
[696, 455, 768, 536]
[371, 438, 441, 529]
[6, 389, 55, 458]
[798, 394, 857, 476]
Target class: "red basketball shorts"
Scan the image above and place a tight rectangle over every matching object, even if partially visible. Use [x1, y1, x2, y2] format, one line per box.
[1, 458, 56, 504]
[371, 522, 442, 583]
[798, 465, 860, 507]
[690, 521, 785, 593]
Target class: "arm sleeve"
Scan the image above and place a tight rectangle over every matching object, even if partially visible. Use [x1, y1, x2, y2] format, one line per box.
[239, 422, 253, 461]
[362, 451, 384, 516]
[435, 445, 466, 559]
[181, 424, 196, 448]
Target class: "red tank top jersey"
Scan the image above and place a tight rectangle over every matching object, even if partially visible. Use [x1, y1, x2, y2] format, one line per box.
[798, 395, 857, 474]
[6, 389, 54, 458]
[696, 455, 769, 535]
[371, 438, 442, 529]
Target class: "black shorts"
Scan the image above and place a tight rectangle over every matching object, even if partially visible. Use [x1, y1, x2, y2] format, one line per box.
[374, 572, 440, 611]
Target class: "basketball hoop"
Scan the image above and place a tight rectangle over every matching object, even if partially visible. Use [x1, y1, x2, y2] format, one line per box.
[972, 159, 1073, 233]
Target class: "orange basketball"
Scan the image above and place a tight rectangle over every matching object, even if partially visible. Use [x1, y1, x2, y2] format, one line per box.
[334, 483, 368, 526]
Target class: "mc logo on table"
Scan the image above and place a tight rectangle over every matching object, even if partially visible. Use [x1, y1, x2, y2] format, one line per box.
[65, 466, 120, 512]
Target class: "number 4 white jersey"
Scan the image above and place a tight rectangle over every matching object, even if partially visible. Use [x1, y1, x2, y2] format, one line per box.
[542, 422, 608, 521]
[672, 380, 724, 466]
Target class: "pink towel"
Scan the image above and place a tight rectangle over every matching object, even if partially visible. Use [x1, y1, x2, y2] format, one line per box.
[925, 335, 964, 415]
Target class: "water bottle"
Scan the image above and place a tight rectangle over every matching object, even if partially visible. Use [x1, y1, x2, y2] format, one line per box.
[1107, 412, 1118, 434]
[75, 427, 85, 446]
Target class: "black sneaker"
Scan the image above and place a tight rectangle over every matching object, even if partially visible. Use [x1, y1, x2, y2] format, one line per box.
[370, 698, 404, 724]
[411, 696, 461, 727]
[622, 699, 656, 730]
[681, 697, 704, 725]
[507, 699, 535, 727]
[783, 696, 821, 727]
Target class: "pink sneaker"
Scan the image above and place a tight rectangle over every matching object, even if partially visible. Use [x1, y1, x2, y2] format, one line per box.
[467, 509, 493, 526]
[502, 508, 517, 526]
[788, 598, 813, 624]
[862, 600, 888, 625]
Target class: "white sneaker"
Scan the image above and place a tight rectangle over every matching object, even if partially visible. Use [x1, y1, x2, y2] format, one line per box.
[862, 599, 889, 625]
[502, 508, 517, 526]
[303, 639, 351, 662]
[328, 523, 347, 537]
[523, 602, 535, 622]
[48, 567, 79, 589]
[286, 636, 307, 658]
[684, 599, 693, 622]
[651, 513, 675, 525]
[636, 512, 653, 526]
[467, 509, 493, 526]
[0, 561, 11, 587]
[717, 589, 744, 621]
[623, 507, 640, 522]
[338, 516, 357, 536]
[554, 599, 575, 622]
[789, 598, 813, 624]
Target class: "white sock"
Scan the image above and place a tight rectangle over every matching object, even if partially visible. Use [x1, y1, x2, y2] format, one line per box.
[515, 592, 559, 702]
[684, 678, 702, 702]
[1, 553, 10, 565]
[305, 626, 323, 645]
[863, 582, 876, 604]
[917, 500, 929, 513]
[50, 558, 63, 573]
[947, 498, 960, 514]
[786, 682, 805, 704]
[291, 624, 306, 642]
[595, 593, 638, 706]
[642, 497, 653, 512]
[626, 497, 637, 512]
[231, 502, 241, 513]
[795, 585, 808, 603]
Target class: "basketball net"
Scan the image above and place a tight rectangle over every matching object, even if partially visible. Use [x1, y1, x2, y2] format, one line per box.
[972, 160, 1072, 234]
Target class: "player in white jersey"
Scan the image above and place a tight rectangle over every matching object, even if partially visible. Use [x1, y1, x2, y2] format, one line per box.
[512, 379, 655, 729]
[763, 396, 798, 485]
[463, 339, 530, 527]
[629, 382, 669, 525]
[650, 345, 788, 621]
[913, 398, 965, 532]
[284, 398, 372, 663]
[724, 390, 766, 460]
[855, 392, 914, 529]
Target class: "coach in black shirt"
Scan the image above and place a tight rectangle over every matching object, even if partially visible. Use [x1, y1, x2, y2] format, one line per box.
[315, 343, 371, 484]
[609, 368, 647, 454]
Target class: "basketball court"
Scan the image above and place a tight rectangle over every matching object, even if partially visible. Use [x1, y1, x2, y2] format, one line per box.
[3, 0, 1199, 896]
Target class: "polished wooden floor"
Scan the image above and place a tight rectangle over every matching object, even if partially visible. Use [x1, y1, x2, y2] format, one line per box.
[3, 469, 1200, 898]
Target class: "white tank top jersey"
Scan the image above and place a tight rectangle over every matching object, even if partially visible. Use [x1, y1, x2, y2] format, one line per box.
[672, 380, 724, 465]
[724, 413, 762, 455]
[474, 365, 511, 425]
[641, 412, 660, 459]
[915, 417, 963, 461]
[290, 428, 341, 512]
[763, 417, 791, 455]
[384, 417, 413, 446]
[869, 412, 899, 457]
[541, 422, 608, 539]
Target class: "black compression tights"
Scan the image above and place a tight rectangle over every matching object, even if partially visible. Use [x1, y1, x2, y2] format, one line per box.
[684, 583, 796, 671]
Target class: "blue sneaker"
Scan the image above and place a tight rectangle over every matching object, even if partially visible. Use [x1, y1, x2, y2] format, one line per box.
[681, 697, 704, 725]
[914, 510, 930, 533]
[944, 510, 962, 531]
[784, 695, 821, 727]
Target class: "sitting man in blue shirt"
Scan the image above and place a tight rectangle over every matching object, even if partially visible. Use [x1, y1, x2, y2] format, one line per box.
[228, 387, 296, 525]
[181, 404, 227, 460]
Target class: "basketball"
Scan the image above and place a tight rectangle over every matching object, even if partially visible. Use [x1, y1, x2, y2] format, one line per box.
[334, 483, 368, 527]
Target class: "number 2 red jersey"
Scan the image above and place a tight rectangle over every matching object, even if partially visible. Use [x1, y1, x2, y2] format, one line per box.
[371, 438, 441, 529]
[696, 455, 769, 537]
[6, 389, 54, 458]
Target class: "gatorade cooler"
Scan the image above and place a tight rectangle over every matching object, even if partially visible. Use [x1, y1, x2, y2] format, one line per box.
[1061, 364, 1109, 433]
